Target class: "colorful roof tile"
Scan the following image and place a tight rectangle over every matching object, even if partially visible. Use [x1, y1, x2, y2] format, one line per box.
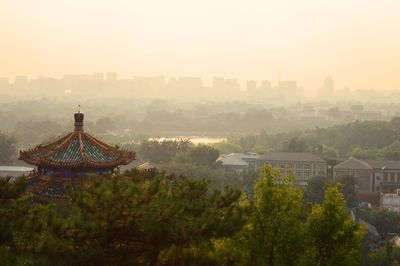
[19, 112, 135, 169]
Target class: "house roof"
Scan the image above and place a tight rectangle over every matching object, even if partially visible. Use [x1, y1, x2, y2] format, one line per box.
[258, 152, 326, 163]
[137, 161, 157, 171]
[0, 166, 34, 172]
[334, 157, 400, 170]
[363, 160, 400, 170]
[217, 153, 250, 166]
[334, 157, 373, 170]
[19, 113, 135, 169]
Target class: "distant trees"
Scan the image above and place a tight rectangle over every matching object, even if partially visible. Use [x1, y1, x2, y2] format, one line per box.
[0, 133, 16, 164]
[218, 117, 400, 160]
[12, 120, 65, 147]
[282, 137, 307, 152]
[94, 116, 115, 133]
[138, 139, 190, 164]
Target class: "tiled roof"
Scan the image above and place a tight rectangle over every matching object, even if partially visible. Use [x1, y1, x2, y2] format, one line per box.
[334, 157, 400, 170]
[218, 157, 249, 166]
[19, 113, 135, 169]
[137, 161, 157, 171]
[363, 160, 400, 170]
[258, 152, 326, 163]
[334, 157, 373, 170]
[217, 153, 255, 166]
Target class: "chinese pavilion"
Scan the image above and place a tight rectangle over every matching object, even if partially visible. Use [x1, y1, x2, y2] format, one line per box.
[19, 112, 135, 201]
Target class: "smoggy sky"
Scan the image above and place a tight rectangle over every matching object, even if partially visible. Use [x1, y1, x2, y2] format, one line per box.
[1, 0, 400, 91]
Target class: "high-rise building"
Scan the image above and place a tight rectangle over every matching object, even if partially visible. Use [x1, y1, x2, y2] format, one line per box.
[317, 76, 334, 99]
[246, 80, 257, 92]
[260, 80, 271, 90]
[92, 72, 104, 81]
[106, 72, 118, 81]
[0, 78, 9, 90]
[14, 76, 29, 90]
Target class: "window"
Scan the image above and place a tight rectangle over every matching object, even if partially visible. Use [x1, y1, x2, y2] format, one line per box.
[391, 173, 396, 183]
[384, 174, 389, 182]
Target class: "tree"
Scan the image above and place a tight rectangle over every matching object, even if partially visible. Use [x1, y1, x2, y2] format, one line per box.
[172, 145, 220, 168]
[282, 137, 306, 152]
[304, 175, 330, 204]
[335, 175, 357, 207]
[358, 207, 400, 238]
[139, 139, 190, 164]
[303, 185, 364, 266]
[94, 116, 115, 133]
[364, 243, 400, 266]
[67, 172, 246, 265]
[0, 133, 17, 164]
[241, 166, 305, 265]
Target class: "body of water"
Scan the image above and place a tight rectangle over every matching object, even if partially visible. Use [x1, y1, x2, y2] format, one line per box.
[149, 136, 227, 145]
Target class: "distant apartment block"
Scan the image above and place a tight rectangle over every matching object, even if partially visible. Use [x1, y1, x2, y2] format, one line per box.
[217, 153, 260, 174]
[218, 152, 327, 185]
[334, 157, 400, 193]
[257, 152, 327, 185]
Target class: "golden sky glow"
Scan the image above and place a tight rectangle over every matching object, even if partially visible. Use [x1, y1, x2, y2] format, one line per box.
[1, 0, 400, 90]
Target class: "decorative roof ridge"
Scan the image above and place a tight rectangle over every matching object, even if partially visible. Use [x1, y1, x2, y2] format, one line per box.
[78, 131, 87, 161]
[43, 132, 77, 161]
[20, 133, 72, 154]
[82, 132, 116, 152]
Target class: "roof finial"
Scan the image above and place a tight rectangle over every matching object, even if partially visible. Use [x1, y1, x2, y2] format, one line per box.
[78, 104, 81, 113]
[74, 111, 84, 131]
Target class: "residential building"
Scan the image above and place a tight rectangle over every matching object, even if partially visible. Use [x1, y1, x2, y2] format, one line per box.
[381, 189, 400, 212]
[333, 157, 400, 193]
[217, 153, 260, 174]
[257, 152, 327, 185]
[218, 152, 327, 184]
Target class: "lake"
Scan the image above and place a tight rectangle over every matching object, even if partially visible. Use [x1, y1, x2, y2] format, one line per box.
[149, 136, 227, 145]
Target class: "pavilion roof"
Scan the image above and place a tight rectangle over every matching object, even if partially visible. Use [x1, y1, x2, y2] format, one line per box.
[19, 113, 135, 169]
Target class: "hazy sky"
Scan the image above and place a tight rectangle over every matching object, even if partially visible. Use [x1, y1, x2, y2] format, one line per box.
[2, 0, 400, 90]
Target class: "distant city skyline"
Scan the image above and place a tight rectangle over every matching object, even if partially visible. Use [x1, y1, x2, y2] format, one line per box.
[2, 1, 400, 91]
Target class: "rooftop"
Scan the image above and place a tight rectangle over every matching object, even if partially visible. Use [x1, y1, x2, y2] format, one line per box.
[258, 152, 326, 163]
[19, 112, 135, 169]
[334, 157, 400, 170]
[0, 166, 34, 172]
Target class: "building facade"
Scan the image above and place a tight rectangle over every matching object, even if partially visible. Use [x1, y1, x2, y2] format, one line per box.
[217, 153, 259, 174]
[333, 157, 400, 193]
[218, 152, 327, 185]
[257, 152, 327, 185]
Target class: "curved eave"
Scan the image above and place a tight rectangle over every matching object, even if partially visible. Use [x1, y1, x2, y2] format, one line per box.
[20, 150, 136, 169]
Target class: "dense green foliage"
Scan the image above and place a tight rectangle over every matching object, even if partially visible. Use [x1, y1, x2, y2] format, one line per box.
[0, 166, 369, 265]
[0, 171, 246, 265]
[358, 207, 400, 238]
